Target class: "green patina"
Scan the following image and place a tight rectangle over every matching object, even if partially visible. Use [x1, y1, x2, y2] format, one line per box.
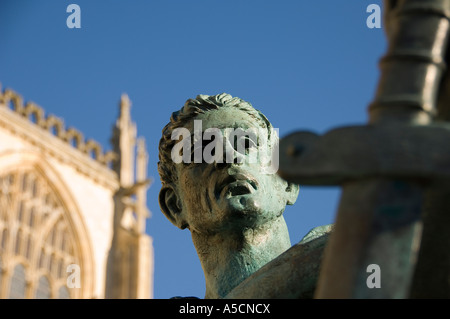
[157, 93, 299, 298]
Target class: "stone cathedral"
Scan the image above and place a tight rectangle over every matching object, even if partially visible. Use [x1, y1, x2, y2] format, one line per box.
[0, 86, 153, 299]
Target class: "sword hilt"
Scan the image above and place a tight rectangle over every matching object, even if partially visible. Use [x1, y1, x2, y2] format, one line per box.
[369, 0, 450, 125]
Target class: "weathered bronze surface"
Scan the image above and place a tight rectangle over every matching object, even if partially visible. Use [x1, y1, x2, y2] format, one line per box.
[278, 0, 450, 298]
[225, 225, 332, 299]
[158, 0, 450, 299]
[157, 94, 304, 298]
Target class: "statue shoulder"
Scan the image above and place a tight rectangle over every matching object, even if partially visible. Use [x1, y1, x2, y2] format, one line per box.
[299, 224, 334, 244]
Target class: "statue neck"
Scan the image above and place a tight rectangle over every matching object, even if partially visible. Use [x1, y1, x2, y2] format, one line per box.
[191, 216, 291, 299]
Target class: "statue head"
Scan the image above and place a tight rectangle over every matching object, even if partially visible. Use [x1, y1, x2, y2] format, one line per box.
[157, 93, 299, 236]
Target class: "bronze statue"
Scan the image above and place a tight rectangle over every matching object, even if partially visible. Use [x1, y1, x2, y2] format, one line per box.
[157, 93, 305, 298]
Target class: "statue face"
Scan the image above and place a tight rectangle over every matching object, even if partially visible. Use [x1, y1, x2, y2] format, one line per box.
[174, 107, 294, 235]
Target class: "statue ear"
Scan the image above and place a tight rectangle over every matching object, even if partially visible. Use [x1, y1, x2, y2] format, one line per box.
[285, 182, 300, 206]
[159, 185, 189, 230]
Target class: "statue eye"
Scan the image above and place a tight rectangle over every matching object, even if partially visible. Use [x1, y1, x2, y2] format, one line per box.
[235, 136, 257, 154]
[244, 137, 257, 150]
[189, 139, 204, 163]
[189, 134, 218, 164]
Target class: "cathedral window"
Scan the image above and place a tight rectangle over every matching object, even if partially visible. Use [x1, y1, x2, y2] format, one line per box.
[0, 170, 84, 299]
[9, 264, 26, 299]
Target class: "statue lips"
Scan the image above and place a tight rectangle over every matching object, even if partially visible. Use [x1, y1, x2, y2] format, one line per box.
[215, 172, 259, 200]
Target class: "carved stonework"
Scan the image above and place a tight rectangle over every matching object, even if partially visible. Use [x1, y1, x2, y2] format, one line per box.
[0, 168, 83, 298]
[0, 86, 153, 299]
[0, 88, 117, 170]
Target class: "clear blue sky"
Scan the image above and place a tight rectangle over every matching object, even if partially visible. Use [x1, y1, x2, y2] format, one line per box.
[0, 0, 385, 298]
